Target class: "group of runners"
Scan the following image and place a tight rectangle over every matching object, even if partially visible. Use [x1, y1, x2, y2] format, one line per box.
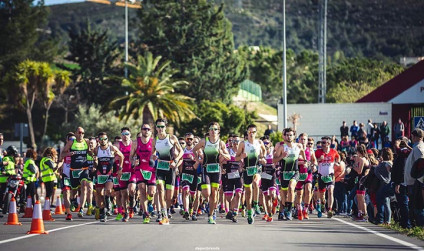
[12, 119, 350, 225]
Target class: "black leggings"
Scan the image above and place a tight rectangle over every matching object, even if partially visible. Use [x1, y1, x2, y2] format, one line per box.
[26, 182, 36, 204]
[0, 183, 7, 208]
[44, 181, 55, 199]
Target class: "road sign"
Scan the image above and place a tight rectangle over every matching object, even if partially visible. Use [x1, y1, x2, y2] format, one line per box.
[414, 116, 424, 130]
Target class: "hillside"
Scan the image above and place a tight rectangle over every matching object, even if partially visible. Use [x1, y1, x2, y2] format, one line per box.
[46, 0, 424, 61]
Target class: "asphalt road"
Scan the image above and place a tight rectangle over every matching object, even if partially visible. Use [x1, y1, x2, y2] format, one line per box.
[0, 209, 423, 251]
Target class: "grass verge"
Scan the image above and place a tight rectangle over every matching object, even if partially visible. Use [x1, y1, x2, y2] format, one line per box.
[382, 222, 424, 241]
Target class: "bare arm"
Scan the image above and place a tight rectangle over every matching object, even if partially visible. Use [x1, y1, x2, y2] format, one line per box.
[235, 142, 246, 162]
[219, 141, 231, 161]
[193, 139, 206, 160]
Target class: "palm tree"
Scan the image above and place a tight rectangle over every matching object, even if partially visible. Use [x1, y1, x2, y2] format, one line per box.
[110, 52, 195, 125]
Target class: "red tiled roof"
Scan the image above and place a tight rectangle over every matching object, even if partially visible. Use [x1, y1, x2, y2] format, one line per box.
[356, 60, 424, 102]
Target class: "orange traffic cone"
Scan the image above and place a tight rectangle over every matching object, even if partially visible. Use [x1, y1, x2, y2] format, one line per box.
[61, 194, 65, 212]
[27, 200, 48, 234]
[55, 196, 65, 215]
[4, 195, 22, 225]
[42, 198, 55, 221]
[22, 196, 33, 218]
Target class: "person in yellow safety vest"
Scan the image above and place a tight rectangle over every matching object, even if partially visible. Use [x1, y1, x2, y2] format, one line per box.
[23, 149, 39, 204]
[0, 145, 18, 212]
[40, 147, 58, 205]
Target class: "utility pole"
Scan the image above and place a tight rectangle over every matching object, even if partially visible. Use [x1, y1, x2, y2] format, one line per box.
[124, 0, 129, 78]
[318, 0, 327, 103]
[282, 0, 287, 129]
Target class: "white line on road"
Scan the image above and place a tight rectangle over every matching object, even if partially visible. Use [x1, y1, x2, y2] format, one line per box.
[333, 217, 424, 251]
[0, 221, 100, 245]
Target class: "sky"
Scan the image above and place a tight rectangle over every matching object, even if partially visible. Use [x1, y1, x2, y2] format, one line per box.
[43, 0, 85, 5]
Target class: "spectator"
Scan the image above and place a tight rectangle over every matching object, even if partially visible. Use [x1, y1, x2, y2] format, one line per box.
[374, 148, 394, 225]
[392, 139, 412, 228]
[380, 121, 390, 147]
[340, 121, 349, 138]
[331, 135, 338, 149]
[358, 123, 366, 139]
[264, 124, 274, 136]
[340, 136, 350, 152]
[404, 128, 424, 226]
[394, 118, 405, 139]
[367, 119, 374, 139]
[334, 151, 347, 215]
[350, 120, 359, 139]
[371, 123, 380, 149]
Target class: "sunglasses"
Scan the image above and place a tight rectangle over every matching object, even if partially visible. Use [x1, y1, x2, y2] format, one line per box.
[142, 128, 151, 131]
[209, 127, 219, 131]
[186, 138, 194, 141]
[231, 140, 239, 143]
[263, 142, 270, 145]
[121, 132, 130, 136]
[307, 143, 314, 145]
[156, 125, 165, 129]
[248, 131, 257, 134]
[78, 132, 85, 135]
[100, 137, 108, 141]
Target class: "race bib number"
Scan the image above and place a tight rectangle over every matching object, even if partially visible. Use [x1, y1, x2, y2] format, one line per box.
[93, 177, 97, 184]
[321, 175, 333, 183]
[318, 162, 334, 176]
[141, 170, 152, 180]
[197, 176, 202, 184]
[97, 175, 109, 185]
[206, 163, 220, 173]
[282, 171, 296, 181]
[298, 173, 308, 182]
[182, 173, 194, 184]
[275, 178, 281, 186]
[120, 172, 131, 181]
[71, 169, 83, 179]
[247, 166, 257, 176]
[227, 171, 240, 179]
[261, 172, 273, 180]
[113, 177, 119, 185]
[157, 160, 170, 171]
[64, 177, 71, 186]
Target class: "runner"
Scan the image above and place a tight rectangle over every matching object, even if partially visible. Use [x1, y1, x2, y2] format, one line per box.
[273, 128, 305, 221]
[93, 132, 124, 222]
[260, 135, 277, 222]
[193, 122, 230, 224]
[58, 132, 76, 220]
[236, 124, 266, 224]
[179, 133, 200, 220]
[314, 136, 340, 218]
[61, 127, 91, 218]
[116, 127, 133, 222]
[351, 144, 370, 221]
[152, 118, 183, 225]
[223, 134, 243, 223]
[86, 137, 97, 216]
[130, 124, 156, 224]
[294, 133, 317, 220]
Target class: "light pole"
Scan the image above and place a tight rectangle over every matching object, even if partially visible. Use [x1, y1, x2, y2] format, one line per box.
[282, 0, 287, 129]
[124, 0, 129, 78]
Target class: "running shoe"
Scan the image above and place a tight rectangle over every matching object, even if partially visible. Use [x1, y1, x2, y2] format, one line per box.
[232, 213, 238, 223]
[226, 212, 233, 220]
[115, 213, 123, 221]
[122, 213, 129, 222]
[100, 214, 107, 222]
[66, 213, 73, 221]
[241, 209, 246, 218]
[192, 215, 198, 221]
[262, 214, 269, 221]
[168, 209, 173, 219]
[129, 209, 134, 219]
[86, 205, 93, 216]
[303, 210, 309, 220]
[298, 210, 303, 221]
[247, 215, 254, 224]
[219, 207, 226, 214]
[286, 210, 293, 221]
[143, 216, 150, 224]
[254, 204, 261, 216]
[113, 207, 118, 215]
[170, 207, 176, 214]
[267, 216, 273, 222]
[327, 210, 334, 218]
[148, 202, 154, 214]
[278, 211, 285, 221]
[78, 208, 84, 218]
[208, 216, 216, 224]
[159, 217, 170, 225]
[212, 210, 217, 221]
[156, 214, 163, 222]
[184, 211, 190, 220]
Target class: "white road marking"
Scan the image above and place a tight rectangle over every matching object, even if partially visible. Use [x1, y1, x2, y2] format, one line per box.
[333, 217, 424, 251]
[0, 221, 100, 245]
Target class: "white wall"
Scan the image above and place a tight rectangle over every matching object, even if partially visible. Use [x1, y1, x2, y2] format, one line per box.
[278, 103, 392, 140]
[389, 79, 424, 104]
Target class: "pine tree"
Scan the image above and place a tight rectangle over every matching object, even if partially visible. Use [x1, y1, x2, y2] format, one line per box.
[136, 0, 247, 103]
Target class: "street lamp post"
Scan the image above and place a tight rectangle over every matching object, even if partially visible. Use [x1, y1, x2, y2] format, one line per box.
[124, 0, 129, 78]
[282, 0, 287, 129]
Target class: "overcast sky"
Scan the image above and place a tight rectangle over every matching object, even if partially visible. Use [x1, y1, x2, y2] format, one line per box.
[43, 0, 85, 5]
